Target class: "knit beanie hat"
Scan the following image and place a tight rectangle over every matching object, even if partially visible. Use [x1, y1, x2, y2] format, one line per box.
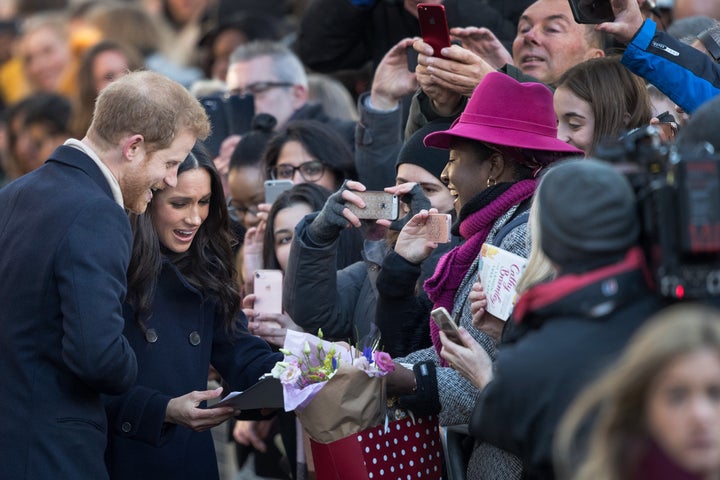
[538, 158, 640, 269]
[395, 120, 452, 181]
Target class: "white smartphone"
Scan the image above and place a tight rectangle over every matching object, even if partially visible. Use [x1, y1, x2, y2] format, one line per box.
[253, 269, 283, 314]
[430, 306, 461, 343]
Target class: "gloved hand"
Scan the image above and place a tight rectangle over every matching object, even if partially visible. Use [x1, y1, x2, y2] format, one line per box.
[398, 361, 441, 416]
[307, 181, 352, 245]
[390, 183, 432, 231]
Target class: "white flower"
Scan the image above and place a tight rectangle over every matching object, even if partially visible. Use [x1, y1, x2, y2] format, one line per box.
[353, 356, 370, 371]
[279, 364, 302, 385]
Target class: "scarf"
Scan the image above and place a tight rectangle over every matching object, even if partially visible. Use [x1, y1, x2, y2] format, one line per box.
[424, 179, 537, 362]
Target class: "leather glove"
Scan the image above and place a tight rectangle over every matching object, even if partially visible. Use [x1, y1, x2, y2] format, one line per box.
[398, 361, 441, 416]
[307, 180, 352, 245]
[389, 183, 432, 231]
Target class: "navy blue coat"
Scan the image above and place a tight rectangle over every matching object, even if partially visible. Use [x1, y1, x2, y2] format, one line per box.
[0, 146, 138, 480]
[104, 259, 282, 480]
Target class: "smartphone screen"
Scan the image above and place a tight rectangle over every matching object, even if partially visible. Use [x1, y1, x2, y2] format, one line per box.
[417, 4, 451, 57]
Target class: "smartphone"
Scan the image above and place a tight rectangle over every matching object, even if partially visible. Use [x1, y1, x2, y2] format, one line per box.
[346, 191, 399, 220]
[568, 0, 614, 24]
[417, 3, 451, 58]
[425, 213, 452, 243]
[264, 179, 294, 205]
[199, 93, 255, 157]
[253, 269, 283, 314]
[430, 307, 462, 343]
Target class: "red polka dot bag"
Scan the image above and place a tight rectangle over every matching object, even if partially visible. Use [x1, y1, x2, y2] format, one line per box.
[309, 412, 444, 480]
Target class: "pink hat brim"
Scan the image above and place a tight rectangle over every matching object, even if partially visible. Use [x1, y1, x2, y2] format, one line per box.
[423, 123, 584, 155]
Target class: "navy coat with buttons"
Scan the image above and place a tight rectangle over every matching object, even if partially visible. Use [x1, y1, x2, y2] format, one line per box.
[0, 146, 138, 480]
[104, 259, 281, 480]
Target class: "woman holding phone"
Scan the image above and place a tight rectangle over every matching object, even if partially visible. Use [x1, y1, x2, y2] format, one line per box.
[103, 144, 281, 480]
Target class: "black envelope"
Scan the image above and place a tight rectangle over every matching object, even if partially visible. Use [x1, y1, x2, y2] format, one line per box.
[209, 376, 284, 411]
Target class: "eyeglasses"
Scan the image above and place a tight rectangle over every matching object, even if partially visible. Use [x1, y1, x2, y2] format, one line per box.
[270, 161, 326, 182]
[226, 197, 259, 222]
[230, 81, 294, 97]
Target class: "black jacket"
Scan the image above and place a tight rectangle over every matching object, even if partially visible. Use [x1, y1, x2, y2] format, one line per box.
[298, 0, 531, 73]
[471, 251, 667, 479]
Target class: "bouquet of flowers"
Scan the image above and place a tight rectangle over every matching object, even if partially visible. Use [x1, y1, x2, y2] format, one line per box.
[272, 329, 395, 443]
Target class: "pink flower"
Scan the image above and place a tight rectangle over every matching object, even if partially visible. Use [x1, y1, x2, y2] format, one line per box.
[373, 351, 395, 373]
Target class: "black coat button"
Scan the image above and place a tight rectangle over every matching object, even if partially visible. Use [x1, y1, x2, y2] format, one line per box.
[145, 328, 158, 343]
[188, 331, 201, 346]
[121, 422, 132, 433]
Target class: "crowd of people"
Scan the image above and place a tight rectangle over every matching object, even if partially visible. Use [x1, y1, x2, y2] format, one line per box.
[2, 0, 720, 479]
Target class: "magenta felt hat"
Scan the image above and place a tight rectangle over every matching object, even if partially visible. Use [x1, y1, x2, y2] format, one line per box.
[424, 72, 583, 154]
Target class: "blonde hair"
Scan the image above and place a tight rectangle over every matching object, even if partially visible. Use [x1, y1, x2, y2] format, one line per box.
[516, 199, 555, 294]
[87, 70, 209, 152]
[554, 303, 720, 480]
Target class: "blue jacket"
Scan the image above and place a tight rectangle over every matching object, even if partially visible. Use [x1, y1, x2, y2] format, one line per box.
[0, 146, 138, 480]
[622, 19, 720, 114]
[104, 259, 281, 480]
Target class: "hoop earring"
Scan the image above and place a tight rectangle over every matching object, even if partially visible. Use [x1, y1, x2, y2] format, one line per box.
[487, 177, 496, 188]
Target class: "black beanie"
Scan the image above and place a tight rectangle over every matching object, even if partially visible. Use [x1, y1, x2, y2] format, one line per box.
[395, 120, 451, 181]
[538, 159, 640, 270]
[229, 113, 277, 169]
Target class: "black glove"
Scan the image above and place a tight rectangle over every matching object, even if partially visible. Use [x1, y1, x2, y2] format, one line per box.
[398, 361, 441, 416]
[307, 180, 352, 245]
[389, 183, 432, 231]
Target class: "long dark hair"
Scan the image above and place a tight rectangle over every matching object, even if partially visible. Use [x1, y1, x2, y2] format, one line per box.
[126, 143, 240, 327]
[262, 183, 332, 270]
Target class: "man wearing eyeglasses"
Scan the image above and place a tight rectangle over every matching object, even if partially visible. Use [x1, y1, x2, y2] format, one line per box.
[226, 40, 355, 149]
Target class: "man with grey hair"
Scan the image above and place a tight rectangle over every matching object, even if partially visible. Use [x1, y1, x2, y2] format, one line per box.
[226, 40, 354, 147]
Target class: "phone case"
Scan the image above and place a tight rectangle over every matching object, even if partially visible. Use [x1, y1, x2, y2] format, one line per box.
[430, 307, 462, 343]
[417, 3, 451, 57]
[347, 192, 399, 220]
[567, 0, 614, 24]
[425, 213, 452, 243]
[264, 180, 294, 204]
[253, 269, 283, 314]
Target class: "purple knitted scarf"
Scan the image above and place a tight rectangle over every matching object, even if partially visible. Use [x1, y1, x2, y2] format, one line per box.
[424, 179, 537, 362]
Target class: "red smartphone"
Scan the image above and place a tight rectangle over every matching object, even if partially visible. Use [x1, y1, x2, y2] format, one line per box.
[417, 3, 451, 58]
[253, 269, 283, 314]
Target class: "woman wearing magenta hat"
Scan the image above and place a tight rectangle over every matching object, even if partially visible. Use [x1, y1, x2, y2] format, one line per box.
[388, 71, 582, 479]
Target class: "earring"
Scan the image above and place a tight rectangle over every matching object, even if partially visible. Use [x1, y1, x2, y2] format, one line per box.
[487, 177, 496, 188]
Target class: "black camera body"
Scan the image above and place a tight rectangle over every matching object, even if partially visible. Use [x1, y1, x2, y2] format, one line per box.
[596, 127, 720, 299]
[198, 93, 255, 157]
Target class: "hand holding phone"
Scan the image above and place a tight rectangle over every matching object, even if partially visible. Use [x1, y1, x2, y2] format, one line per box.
[431, 307, 462, 344]
[417, 3, 451, 57]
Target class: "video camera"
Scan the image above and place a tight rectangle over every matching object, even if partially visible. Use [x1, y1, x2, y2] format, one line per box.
[595, 127, 720, 300]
